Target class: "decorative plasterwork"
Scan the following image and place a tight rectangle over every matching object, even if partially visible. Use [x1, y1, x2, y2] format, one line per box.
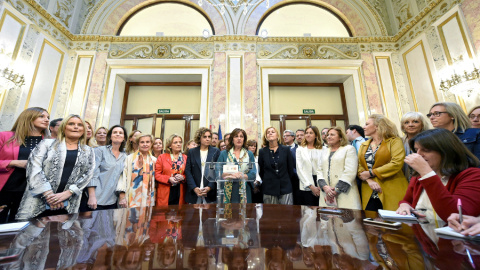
[214, 42, 256, 52]
[392, 0, 457, 43]
[53, 0, 74, 27]
[8, 0, 459, 54]
[396, 0, 457, 48]
[357, 0, 389, 36]
[392, 0, 414, 29]
[256, 44, 360, 59]
[359, 43, 400, 53]
[364, 0, 393, 34]
[7, 0, 73, 46]
[69, 41, 110, 51]
[108, 43, 214, 59]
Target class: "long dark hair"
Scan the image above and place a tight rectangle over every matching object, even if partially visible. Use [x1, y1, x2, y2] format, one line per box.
[409, 128, 479, 176]
[107, 125, 127, 151]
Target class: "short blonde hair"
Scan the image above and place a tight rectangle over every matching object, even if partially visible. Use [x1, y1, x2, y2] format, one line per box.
[57, 115, 88, 146]
[400, 112, 430, 134]
[369, 114, 399, 140]
[327, 126, 349, 147]
[135, 133, 153, 145]
[165, 134, 183, 154]
[262, 127, 281, 147]
[430, 102, 471, 132]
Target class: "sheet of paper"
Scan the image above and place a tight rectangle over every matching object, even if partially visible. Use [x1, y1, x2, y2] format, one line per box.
[378, 209, 418, 220]
[0, 221, 29, 233]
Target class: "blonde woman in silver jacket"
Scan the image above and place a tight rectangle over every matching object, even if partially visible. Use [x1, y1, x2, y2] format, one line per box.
[317, 127, 361, 210]
[16, 115, 95, 220]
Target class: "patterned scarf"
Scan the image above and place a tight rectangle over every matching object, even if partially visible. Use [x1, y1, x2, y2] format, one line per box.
[170, 153, 184, 175]
[129, 151, 155, 207]
[224, 148, 249, 203]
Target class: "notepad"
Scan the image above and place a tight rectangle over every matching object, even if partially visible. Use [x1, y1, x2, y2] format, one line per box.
[435, 226, 480, 240]
[0, 222, 29, 234]
[378, 209, 418, 221]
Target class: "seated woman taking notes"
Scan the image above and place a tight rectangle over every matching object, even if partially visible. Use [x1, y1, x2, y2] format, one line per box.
[396, 128, 480, 222]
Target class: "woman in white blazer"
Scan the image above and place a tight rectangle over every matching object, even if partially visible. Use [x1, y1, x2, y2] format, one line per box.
[317, 127, 361, 210]
[296, 126, 323, 206]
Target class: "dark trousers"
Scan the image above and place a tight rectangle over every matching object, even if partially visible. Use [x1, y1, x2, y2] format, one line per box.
[299, 175, 319, 206]
[96, 204, 117, 210]
[0, 190, 24, 223]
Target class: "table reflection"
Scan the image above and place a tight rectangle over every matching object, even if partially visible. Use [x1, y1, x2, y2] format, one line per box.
[1, 204, 479, 269]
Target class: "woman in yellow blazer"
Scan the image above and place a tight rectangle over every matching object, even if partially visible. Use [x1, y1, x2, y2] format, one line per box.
[358, 114, 408, 211]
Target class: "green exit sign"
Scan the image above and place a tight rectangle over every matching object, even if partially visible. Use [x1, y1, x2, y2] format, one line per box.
[158, 109, 170, 114]
[303, 109, 315, 114]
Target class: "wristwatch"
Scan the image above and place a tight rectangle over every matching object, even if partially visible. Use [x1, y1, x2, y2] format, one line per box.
[334, 187, 340, 193]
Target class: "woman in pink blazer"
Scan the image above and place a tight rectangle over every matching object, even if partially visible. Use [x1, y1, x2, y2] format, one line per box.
[0, 107, 49, 223]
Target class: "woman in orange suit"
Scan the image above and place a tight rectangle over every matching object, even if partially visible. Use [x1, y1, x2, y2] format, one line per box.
[155, 134, 187, 206]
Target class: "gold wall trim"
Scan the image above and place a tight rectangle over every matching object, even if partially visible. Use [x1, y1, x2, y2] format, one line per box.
[99, 65, 112, 127]
[437, 12, 473, 65]
[357, 67, 369, 121]
[457, 96, 467, 113]
[402, 40, 438, 112]
[375, 56, 403, 120]
[64, 55, 94, 117]
[0, 90, 7, 111]
[25, 39, 65, 113]
[18, 0, 449, 47]
[0, 9, 27, 60]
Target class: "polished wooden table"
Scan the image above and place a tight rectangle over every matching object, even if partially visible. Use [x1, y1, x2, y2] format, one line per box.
[0, 203, 479, 269]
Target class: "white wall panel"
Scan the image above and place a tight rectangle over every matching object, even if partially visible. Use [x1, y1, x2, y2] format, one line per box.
[402, 40, 437, 115]
[0, 10, 26, 60]
[228, 56, 242, 131]
[66, 55, 93, 116]
[25, 40, 64, 112]
[375, 55, 402, 128]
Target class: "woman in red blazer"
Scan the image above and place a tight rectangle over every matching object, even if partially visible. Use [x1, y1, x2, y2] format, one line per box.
[0, 107, 49, 223]
[155, 134, 187, 206]
[396, 128, 480, 222]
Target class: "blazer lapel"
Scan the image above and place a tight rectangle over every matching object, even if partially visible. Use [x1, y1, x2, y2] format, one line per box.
[194, 147, 202, 169]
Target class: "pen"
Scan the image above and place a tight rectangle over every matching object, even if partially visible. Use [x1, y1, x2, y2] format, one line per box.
[458, 198, 463, 226]
[466, 248, 476, 269]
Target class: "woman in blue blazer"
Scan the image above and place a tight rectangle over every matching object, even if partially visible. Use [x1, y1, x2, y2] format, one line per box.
[258, 126, 295, 205]
[185, 127, 220, 204]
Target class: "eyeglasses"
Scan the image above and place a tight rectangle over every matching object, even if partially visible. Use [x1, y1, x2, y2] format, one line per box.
[426, 111, 448, 118]
[469, 114, 480, 120]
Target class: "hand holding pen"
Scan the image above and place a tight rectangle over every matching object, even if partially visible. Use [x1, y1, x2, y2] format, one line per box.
[448, 213, 480, 236]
